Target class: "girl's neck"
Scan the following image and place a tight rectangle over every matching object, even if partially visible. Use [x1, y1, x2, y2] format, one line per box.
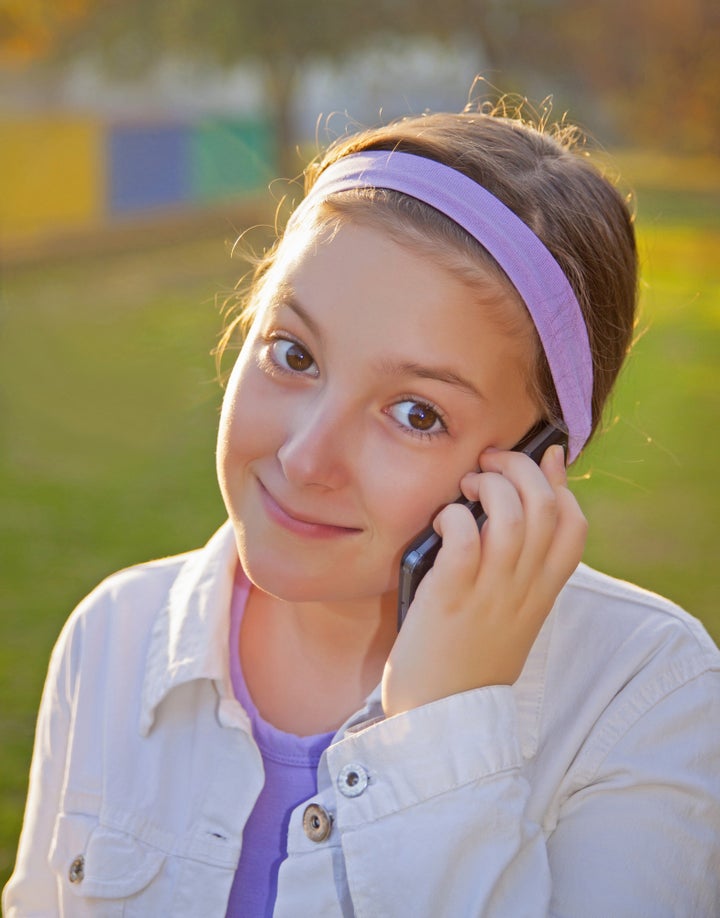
[239, 586, 397, 735]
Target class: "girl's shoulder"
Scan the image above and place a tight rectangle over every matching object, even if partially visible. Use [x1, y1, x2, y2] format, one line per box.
[66, 549, 199, 637]
[53, 523, 237, 672]
[65, 522, 236, 633]
[519, 565, 719, 852]
[562, 562, 717, 658]
[535, 563, 720, 734]
[88, 548, 198, 600]
[45, 524, 238, 735]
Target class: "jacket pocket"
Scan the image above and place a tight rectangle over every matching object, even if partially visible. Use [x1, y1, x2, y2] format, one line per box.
[50, 812, 166, 915]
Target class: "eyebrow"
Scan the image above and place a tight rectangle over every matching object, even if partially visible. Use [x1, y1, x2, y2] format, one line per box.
[379, 359, 487, 403]
[273, 286, 486, 403]
[274, 286, 324, 342]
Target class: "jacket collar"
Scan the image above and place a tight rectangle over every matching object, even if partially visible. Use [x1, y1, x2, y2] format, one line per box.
[139, 521, 239, 736]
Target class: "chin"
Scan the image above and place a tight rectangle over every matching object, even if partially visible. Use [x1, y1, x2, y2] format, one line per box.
[239, 548, 394, 605]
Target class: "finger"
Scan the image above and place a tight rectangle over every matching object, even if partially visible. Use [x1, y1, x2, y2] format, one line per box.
[429, 502, 483, 596]
[540, 443, 568, 488]
[537, 485, 588, 590]
[534, 444, 586, 587]
[476, 450, 559, 581]
[466, 469, 527, 580]
[478, 442, 562, 484]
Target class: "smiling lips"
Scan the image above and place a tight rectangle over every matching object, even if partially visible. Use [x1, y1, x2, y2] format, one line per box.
[258, 480, 362, 538]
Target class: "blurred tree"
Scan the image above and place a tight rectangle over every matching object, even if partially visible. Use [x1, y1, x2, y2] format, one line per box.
[395, 0, 719, 152]
[0, 0, 90, 65]
[579, 0, 719, 152]
[2, 0, 717, 155]
[504, 0, 720, 152]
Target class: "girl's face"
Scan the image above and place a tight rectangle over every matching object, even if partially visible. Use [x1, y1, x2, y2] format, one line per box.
[217, 220, 538, 606]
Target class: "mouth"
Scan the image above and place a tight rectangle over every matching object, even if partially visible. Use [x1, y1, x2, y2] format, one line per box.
[257, 480, 363, 539]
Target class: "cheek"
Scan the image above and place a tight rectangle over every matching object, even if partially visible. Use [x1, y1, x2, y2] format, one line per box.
[359, 466, 457, 597]
[217, 362, 277, 472]
[364, 454, 461, 550]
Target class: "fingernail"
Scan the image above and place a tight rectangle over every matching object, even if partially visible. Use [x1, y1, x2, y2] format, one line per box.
[549, 443, 566, 469]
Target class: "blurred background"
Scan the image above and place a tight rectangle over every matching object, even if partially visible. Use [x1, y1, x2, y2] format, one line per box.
[1, 0, 718, 886]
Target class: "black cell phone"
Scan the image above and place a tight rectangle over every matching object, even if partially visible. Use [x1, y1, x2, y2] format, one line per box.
[397, 422, 568, 630]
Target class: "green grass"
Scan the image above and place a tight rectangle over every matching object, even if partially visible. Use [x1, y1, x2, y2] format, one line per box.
[0, 233, 241, 882]
[541, 150, 720, 625]
[1, 160, 719, 888]
[573, 177, 720, 638]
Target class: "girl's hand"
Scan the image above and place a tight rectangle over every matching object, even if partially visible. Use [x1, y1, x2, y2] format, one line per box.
[382, 444, 587, 717]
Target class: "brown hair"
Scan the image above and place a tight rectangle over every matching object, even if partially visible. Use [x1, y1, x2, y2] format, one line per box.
[219, 104, 638, 451]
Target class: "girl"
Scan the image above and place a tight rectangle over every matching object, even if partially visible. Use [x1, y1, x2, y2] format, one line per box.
[5, 104, 720, 917]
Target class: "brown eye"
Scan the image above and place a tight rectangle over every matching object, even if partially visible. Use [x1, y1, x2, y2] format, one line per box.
[388, 399, 446, 436]
[285, 343, 314, 372]
[270, 339, 318, 376]
[407, 402, 439, 430]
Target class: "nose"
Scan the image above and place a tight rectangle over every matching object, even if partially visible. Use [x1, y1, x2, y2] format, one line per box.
[276, 392, 357, 490]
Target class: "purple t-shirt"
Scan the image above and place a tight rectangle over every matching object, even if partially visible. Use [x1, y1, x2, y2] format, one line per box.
[225, 570, 335, 917]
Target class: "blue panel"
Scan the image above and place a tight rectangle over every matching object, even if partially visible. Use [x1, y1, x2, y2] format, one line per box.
[108, 123, 192, 214]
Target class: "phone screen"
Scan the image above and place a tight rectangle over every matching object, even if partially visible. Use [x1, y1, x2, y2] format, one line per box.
[396, 423, 568, 629]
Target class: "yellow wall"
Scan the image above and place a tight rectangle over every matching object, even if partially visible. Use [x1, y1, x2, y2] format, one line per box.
[0, 117, 104, 243]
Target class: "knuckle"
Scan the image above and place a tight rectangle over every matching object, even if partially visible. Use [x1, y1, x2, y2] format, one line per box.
[503, 510, 526, 532]
[454, 520, 481, 554]
[535, 491, 558, 523]
[576, 510, 589, 538]
[500, 511, 525, 539]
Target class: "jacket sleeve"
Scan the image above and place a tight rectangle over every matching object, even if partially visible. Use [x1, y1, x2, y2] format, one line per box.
[546, 667, 720, 917]
[2, 615, 80, 916]
[320, 670, 720, 918]
[325, 686, 552, 917]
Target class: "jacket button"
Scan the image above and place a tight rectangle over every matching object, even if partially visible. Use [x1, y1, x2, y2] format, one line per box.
[337, 763, 368, 797]
[68, 855, 85, 884]
[302, 803, 333, 842]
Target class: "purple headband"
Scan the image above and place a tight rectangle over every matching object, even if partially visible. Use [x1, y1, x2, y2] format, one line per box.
[299, 149, 593, 461]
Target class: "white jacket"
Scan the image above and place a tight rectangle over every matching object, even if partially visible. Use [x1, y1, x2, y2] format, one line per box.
[4, 522, 720, 917]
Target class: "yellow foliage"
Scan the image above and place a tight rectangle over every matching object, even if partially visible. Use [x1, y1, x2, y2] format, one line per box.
[0, 0, 92, 64]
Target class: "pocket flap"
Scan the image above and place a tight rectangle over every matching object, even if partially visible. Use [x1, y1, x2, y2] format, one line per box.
[51, 813, 166, 899]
